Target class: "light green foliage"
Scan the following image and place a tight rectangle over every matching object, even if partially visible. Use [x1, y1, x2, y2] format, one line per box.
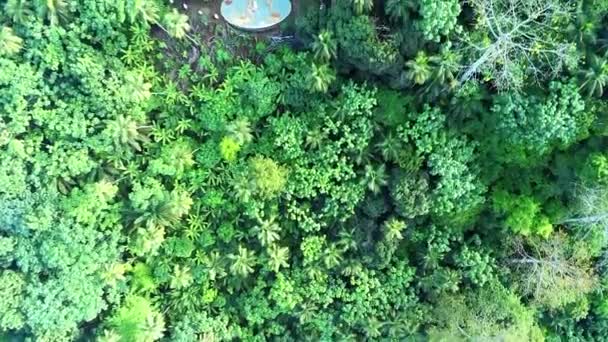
[17, 209, 122, 340]
[0, 271, 25, 331]
[406, 51, 432, 85]
[248, 157, 288, 199]
[0, 3, 157, 341]
[107, 295, 165, 342]
[301, 235, 326, 265]
[1, 188, 121, 341]
[579, 53, 608, 97]
[130, 263, 157, 294]
[170, 265, 193, 289]
[269, 274, 301, 311]
[428, 48, 460, 87]
[427, 136, 484, 223]
[429, 280, 543, 341]
[493, 190, 553, 237]
[253, 214, 281, 247]
[454, 246, 495, 286]
[164, 236, 194, 258]
[35, 0, 68, 25]
[131, 225, 165, 257]
[299, 261, 421, 339]
[63, 180, 118, 224]
[129, 0, 160, 24]
[226, 118, 253, 145]
[102, 115, 149, 155]
[102, 262, 130, 288]
[2, 1, 607, 340]
[163, 9, 190, 39]
[416, 0, 461, 42]
[0, 236, 15, 266]
[580, 152, 608, 184]
[383, 218, 406, 241]
[148, 139, 194, 178]
[219, 136, 240, 162]
[361, 164, 388, 193]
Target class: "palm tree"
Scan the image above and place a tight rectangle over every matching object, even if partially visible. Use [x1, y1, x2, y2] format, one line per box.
[351, 0, 373, 14]
[34, 0, 67, 25]
[376, 132, 403, 162]
[139, 312, 165, 342]
[579, 53, 608, 98]
[385, 0, 413, 23]
[166, 190, 193, 222]
[384, 218, 406, 241]
[405, 51, 432, 85]
[129, 0, 160, 24]
[308, 63, 335, 93]
[203, 251, 227, 281]
[337, 228, 358, 252]
[312, 30, 337, 62]
[105, 115, 149, 153]
[98, 330, 121, 342]
[429, 49, 461, 87]
[5, 0, 33, 24]
[322, 244, 342, 269]
[305, 128, 326, 149]
[227, 118, 253, 145]
[131, 226, 165, 257]
[361, 164, 388, 194]
[0, 26, 23, 56]
[125, 72, 152, 103]
[252, 215, 281, 247]
[170, 265, 193, 289]
[267, 244, 289, 272]
[134, 190, 192, 229]
[228, 246, 256, 277]
[363, 317, 384, 339]
[163, 9, 191, 39]
[101, 263, 129, 288]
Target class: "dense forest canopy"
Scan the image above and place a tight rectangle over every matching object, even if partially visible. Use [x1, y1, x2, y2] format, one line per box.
[0, 0, 608, 340]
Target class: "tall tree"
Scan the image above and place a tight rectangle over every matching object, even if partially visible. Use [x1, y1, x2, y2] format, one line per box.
[509, 234, 598, 309]
[460, 0, 576, 90]
[0, 26, 22, 56]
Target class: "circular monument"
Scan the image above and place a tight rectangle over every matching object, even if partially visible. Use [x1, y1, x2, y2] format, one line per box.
[220, 0, 292, 31]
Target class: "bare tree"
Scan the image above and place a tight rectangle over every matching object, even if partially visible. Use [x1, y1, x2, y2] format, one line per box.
[561, 183, 608, 234]
[509, 234, 597, 309]
[459, 0, 576, 90]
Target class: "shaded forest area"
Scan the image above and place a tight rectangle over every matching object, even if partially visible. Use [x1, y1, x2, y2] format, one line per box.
[1, 0, 608, 341]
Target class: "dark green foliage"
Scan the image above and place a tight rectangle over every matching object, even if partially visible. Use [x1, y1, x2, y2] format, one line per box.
[1, 1, 607, 340]
[486, 81, 593, 166]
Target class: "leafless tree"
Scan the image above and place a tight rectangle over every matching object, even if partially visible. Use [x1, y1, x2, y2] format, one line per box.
[509, 234, 597, 309]
[560, 183, 608, 237]
[459, 0, 576, 91]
